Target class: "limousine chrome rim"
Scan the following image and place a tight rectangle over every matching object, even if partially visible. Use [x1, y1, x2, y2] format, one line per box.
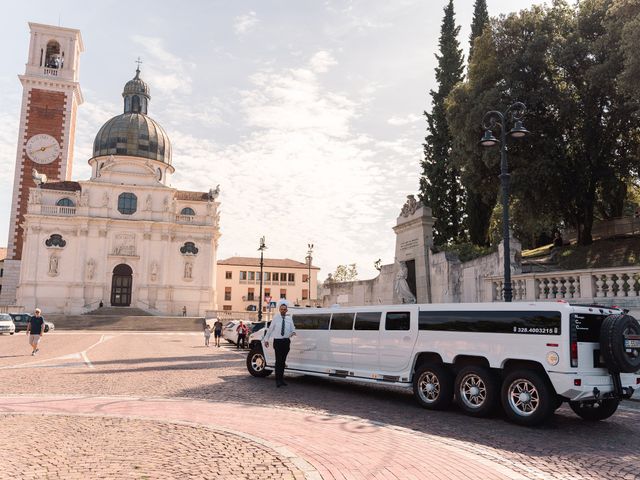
[251, 353, 266, 372]
[507, 378, 539, 416]
[418, 372, 440, 403]
[459, 373, 487, 409]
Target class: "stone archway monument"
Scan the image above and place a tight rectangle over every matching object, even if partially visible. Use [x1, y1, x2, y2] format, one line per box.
[392, 195, 434, 303]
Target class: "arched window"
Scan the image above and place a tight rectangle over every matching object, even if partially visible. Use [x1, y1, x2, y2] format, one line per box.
[56, 198, 75, 207]
[180, 242, 199, 255]
[132, 95, 140, 113]
[180, 207, 195, 216]
[118, 192, 137, 215]
[45, 40, 61, 69]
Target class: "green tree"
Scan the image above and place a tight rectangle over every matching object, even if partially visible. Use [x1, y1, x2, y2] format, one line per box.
[332, 264, 358, 282]
[419, 0, 465, 246]
[446, 1, 640, 246]
[469, 0, 489, 63]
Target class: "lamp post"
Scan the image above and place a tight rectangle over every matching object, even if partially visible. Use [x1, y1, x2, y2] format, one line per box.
[257, 236, 266, 322]
[479, 102, 529, 302]
[306, 243, 314, 307]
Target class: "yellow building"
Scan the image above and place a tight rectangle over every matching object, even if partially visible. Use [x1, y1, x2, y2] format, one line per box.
[216, 257, 320, 313]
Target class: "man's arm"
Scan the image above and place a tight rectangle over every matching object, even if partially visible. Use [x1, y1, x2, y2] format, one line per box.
[263, 319, 276, 347]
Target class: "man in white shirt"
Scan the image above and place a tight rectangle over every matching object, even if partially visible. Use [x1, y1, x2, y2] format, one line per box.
[264, 299, 296, 387]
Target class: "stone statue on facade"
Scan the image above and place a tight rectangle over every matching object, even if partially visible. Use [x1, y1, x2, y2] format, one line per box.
[208, 184, 220, 200]
[86, 258, 95, 280]
[78, 191, 89, 207]
[394, 261, 416, 304]
[400, 194, 419, 218]
[150, 262, 158, 282]
[184, 262, 193, 279]
[48, 254, 59, 276]
[163, 196, 170, 211]
[32, 168, 48, 187]
[102, 191, 110, 207]
[145, 194, 152, 211]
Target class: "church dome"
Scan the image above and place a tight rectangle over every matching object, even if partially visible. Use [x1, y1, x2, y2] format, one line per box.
[92, 68, 172, 164]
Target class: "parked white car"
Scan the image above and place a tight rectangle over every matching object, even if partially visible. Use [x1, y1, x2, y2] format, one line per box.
[222, 320, 252, 345]
[0, 313, 16, 335]
[247, 302, 640, 426]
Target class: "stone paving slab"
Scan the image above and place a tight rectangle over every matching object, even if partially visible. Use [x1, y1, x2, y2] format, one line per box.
[0, 395, 525, 480]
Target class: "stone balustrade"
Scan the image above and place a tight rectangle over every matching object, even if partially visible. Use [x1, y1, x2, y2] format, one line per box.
[39, 204, 76, 216]
[486, 266, 640, 303]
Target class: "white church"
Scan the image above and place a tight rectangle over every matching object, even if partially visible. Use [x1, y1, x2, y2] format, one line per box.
[1, 23, 221, 316]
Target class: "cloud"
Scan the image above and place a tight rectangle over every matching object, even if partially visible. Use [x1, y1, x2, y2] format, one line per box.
[167, 51, 420, 279]
[388, 113, 421, 126]
[233, 11, 259, 35]
[130, 35, 193, 96]
[309, 51, 337, 73]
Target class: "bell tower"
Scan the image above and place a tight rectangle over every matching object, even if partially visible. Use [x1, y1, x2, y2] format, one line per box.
[0, 23, 83, 306]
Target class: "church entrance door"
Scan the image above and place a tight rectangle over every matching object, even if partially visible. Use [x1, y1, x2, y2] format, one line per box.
[111, 264, 133, 307]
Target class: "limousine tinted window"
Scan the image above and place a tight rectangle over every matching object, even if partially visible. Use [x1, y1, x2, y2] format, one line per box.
[418, 310, 561, 335]
[293, 314, 330, 330]
[330, 312, 354, 330]
[385, 312, 411, 331]
[354, 312, 381, 331]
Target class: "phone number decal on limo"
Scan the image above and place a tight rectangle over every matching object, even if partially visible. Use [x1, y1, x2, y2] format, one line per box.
[513, 326, 559, 334]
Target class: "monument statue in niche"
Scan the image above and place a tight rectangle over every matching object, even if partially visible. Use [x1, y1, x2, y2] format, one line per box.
[394, 261, 416, 304]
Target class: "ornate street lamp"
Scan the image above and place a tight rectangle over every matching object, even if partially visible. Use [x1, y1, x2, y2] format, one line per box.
[306, 243, 314, 307]
[479, 102, 530, 302]
[257, 236, 266, 322]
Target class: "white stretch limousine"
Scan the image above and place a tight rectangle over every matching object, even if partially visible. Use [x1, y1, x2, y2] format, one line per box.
[247, 302, 640, 426]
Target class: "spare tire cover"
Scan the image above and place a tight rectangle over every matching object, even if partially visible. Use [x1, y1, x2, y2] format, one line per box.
[599, 314, 640, 373]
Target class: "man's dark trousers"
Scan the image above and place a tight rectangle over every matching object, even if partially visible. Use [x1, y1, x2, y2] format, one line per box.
[273, 338, 291, 385]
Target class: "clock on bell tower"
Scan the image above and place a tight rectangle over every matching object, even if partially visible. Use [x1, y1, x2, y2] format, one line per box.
[0, 23, 83, 305]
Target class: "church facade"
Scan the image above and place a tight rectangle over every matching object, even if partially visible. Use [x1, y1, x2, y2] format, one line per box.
[4, 23, 221, 316]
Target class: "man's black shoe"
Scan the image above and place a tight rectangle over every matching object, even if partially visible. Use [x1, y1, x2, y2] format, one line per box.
[281, 381, 288, 386]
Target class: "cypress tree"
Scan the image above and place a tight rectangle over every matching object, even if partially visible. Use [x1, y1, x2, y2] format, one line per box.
[419, 0, 465, 246]
[469, 0, 489, 62]
[464, 0, 494, 246]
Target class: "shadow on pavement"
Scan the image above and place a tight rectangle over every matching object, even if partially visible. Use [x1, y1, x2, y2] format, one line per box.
[175, 371, 640, 480]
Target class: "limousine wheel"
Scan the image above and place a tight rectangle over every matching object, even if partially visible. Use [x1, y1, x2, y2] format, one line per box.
[569, 399, 619, 421]
[246, 348, 272, 378]
[455, 366, 499, 417]
[501, 370, 553, 426]
[600, 314, 640, 373]
[413, 363, 453, 410]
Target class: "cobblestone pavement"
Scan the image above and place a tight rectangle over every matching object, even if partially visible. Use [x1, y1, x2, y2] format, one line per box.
[0, 414, 304, 480]
[1, 332, 639, 479]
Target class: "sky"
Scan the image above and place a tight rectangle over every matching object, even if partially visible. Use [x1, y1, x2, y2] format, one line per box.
[0, 0, 544, 280]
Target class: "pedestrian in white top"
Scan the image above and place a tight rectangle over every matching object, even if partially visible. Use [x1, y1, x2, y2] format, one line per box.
[264, 299, 296, 387]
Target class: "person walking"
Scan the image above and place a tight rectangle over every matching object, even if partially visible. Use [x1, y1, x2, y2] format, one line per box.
[182, 306, 187, 317]
[264, 300, 296, 387]
[203, 324, 212, 347]
[236, 321, 248, 349]
[213, 319, 223, 347]
[26, 308, 45, 356]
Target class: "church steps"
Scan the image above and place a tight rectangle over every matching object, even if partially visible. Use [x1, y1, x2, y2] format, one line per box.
[47, 314, 205, 331]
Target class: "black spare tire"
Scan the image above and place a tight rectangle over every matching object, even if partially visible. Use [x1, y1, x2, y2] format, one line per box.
[599, 314, 640, 373]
